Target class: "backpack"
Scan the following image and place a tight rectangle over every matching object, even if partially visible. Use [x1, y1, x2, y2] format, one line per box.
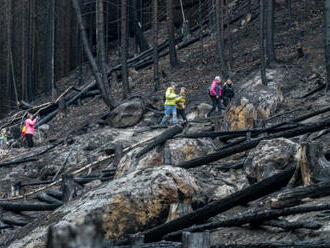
[207, 86, 212, 96]
[22, 126, 26, 136]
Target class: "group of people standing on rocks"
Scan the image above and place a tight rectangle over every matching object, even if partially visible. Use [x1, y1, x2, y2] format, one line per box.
[161, 76, 234, 125]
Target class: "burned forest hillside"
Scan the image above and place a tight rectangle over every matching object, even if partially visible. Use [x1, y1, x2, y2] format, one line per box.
[0, 0, 330, 247]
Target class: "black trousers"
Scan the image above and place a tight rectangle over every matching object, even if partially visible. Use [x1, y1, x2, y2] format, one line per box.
[207, 96, 222, 116]
[26, 134, 34, 147]
[177, 109, 187, 121]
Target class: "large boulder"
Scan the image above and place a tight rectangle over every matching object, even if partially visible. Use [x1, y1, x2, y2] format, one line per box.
[6, 166, 201, 248]
[106, 99, 145, 128]
[244, 138, 300, 183]
[116, 138, 215, 178]
[221, 69, 284, 130]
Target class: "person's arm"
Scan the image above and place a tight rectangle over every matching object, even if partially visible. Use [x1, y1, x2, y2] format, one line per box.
[211, 82, 217, 96]
[166, 88, 177, 100]
[27, 119, 37, 126]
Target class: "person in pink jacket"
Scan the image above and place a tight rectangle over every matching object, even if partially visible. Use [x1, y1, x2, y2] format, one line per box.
[25, 113, 39, 147]
[205, 76, 223, 118]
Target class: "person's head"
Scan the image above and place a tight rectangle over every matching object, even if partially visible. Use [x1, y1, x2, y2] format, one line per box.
[180, 87, 186, 94]
[214, 76, 221, 84]
[27, 113, 33, 120]
[171, 82, 178, 89]
[1, 128, 6, 135]
[226, 79, 232, 85]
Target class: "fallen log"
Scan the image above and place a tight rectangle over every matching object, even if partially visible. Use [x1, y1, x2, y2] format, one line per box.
[36, 192, 63, 205]
[164, 204, 330, 241]
[52, 146, 74, 181]
[136, 125, 183, 158]
[0, 144, 58, 167]
[270, 182, 330, 209]
[112, 144, 123, 169]
[0, 225, 13, 230]
[0, 201, 60, 211]
[215, 159, 245, 172]
[177, 119, 330, 169]
[61, 174, 79, 202]
[103, 241, 182, 248]
[211, 240, 330, 248]
[299, 83, 326, 99]
[260, 219, 321, 230]
[45, 189, 63, 200]
[182, 231, 210, 248]
[2, 218, 28, 226]
[143, 166, 295, 243]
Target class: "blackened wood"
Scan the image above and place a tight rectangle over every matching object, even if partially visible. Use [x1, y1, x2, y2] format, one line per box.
[300, 83, 326, 98]
[136, 125, 183, 158]
[177, 119, 330, 169]
[0, 201, 60, 211]
[143, 166, 295, 242]
[216, 159, 245, 172]
[2, 218, 28, 226]
[167, 0, 179, 68]
[52, 146, 74, 181]
[46, 189, 63, 200]
[259, 0, 267, 85]
[271, 182, 330, 209]
[103, 241, 182, 248]
[121, 0, 130, 98]
[182, 231, 210, 248]
[112, 144, 123, 169]
[211, 240, 330, 248]
[326, 0, 330, 93]
[261, 219, 321, 230]
[37, 192, 63, 205]
[164, 204, 330, 241]
[61, 174, 78, 202]
[152, 0, 160, 91]
[72, 0, 116, 109]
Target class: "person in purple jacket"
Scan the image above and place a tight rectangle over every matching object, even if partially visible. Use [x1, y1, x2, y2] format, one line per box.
[205, 76, 223, 118]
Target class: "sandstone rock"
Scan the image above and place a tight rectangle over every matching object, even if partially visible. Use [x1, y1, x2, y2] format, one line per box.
[222, 69, 284, 130]
[106, 99, 145, 128]
[222, 97, 257, 130]
[116, 138, 215, 178]
[244, 138, 300, 183]
[187, 103, 212, 120]
[6, 166, 201, 248]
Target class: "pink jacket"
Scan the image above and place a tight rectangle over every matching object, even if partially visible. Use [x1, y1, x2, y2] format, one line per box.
[211, 80, 222, 97]
[25, 119, 37, 135]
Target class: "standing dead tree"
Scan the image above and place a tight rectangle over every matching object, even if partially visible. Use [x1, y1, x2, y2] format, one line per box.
[167, 0, 179, 68]
[325, 0, 330, 93]
[121, 0, 130, 98]
[259, 0, 267, 85]
[72, 0, 116, 109]
[152, 0, 160, 91]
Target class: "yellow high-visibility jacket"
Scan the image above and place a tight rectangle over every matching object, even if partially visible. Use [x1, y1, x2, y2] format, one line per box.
[164, 87, 178, 106]
[176, 93, 186, 110]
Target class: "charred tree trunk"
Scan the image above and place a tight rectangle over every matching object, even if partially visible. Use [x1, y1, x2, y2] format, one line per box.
[265, 0, 277, 66]
[121, 0, 130, 98]
[167, 0, 179, 68]
[72, 0, 116, 109]
[96, 0, 111, 97]
[45, 0, 56, 100]
[212, 240, 330, 248]
[227, 5, 233, 70]
[61, 174, 78, 202]
[164, 203, 330, 241]
[21, 0, 27, 101]
[215, 0, 228, 79]
[144, 166, 295, 242]
[325, 0, 330, 93]
[260, 0, 267, 85]
[152, 0, 160, 91]
[182, 232, 210, 248]
[199, 0, 204, 61]
[287, 0, 292, 26]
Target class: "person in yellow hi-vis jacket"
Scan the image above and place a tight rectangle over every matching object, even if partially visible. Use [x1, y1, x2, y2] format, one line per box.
[176, 87, 187, 123]
[160, 82, 182, 126]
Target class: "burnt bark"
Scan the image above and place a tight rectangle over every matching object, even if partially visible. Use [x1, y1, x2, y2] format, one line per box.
[61, 174, 79, 202]
[271, 182, 330, 209]
[260, 0, 267, 85]
[121, 0, 130, 98]
[182, 231, 210, 248]
[261, 219, 321, 230]
[144, 166, 295, 242]
[152, 0, 160, 91]
[326, 0, 330, 93]
[212, 241, 330, 248]
[177, 119, 330, 169]
[215, 0, 228, 79]
[265, 0, 277, 66]
[164, 203, 330, 241]
[136, 125, 183, 158]
[72, 0, 116, 109]
[47, 0, 56, 100]
[37, 192, 64, 205]
[167, 0, 179, 68]
[0, 202, 60, 211]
